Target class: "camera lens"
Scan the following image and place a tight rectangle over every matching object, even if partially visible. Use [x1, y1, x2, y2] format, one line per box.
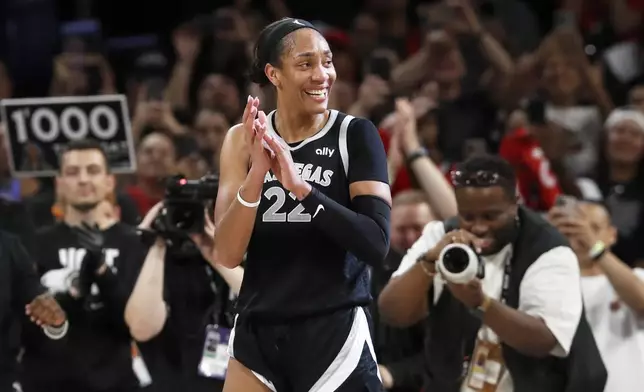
[442, 247, 471, 273]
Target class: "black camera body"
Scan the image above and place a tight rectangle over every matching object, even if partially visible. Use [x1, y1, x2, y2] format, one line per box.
[153, 174, 219, 245]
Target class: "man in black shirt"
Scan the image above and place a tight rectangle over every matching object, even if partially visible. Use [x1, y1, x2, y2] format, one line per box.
[20, 140, 145, 392]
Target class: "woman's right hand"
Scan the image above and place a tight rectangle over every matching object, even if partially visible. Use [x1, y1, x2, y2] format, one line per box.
[421, 229, 481, 264]
[243, 95, 272, 177]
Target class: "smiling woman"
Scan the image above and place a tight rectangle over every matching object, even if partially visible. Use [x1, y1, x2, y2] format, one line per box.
[211, 17, 391, 392]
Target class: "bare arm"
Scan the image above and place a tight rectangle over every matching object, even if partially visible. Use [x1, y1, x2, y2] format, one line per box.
[408, 157, 457, 219]
[459, 3, 514, 106]
[482, 299, 558, 357]
[390, 48, 431, 95]
[597, 253, 644, 315]
[397, 99, 457, 219]
[477, 31, 515, 107]
[212, 125, 265, 268]
[379, 263, 432, 327]
[378, 221, 446, 326]
[459, 1, 513, 79]
[165, 30, 200, 110]
[212, 264, 244, 296]
[124, 240, 168, 342]
[165, 62, 194, 110]
[484, 247, 582, 357]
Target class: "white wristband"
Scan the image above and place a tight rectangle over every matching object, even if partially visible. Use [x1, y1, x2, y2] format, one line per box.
[237, 188, 261, 208]
[43, 320, 69, 340]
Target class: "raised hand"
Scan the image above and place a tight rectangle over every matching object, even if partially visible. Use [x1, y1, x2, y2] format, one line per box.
[242, 96, 273, 176]
[72, 222, 104, 256]
[173, 27, 201, 64]
[71, 222, 105, 297]
[262, 133, 311, 199]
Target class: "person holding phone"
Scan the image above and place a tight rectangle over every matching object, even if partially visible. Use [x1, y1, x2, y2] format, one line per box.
[212, 17, 391, 392]
[549, 200, 644, 392]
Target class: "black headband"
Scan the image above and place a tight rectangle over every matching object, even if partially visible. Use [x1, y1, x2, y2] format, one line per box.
[256, 18, 319, 67]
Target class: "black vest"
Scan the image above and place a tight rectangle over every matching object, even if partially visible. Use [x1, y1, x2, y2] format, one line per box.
[423, 206, 606, 392]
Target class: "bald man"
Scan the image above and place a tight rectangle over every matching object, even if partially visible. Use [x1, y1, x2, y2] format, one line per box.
[549, 201, 644, 392]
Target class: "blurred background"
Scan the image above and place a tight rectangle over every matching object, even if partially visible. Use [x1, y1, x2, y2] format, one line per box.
[1, 0, 644, 264]
[3, 2, 644, 392]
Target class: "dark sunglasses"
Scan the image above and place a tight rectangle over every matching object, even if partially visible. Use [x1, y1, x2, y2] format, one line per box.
[451, 170, 503, 187]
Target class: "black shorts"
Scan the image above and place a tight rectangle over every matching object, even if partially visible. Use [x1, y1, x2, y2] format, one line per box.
[228, 307, 383, 392]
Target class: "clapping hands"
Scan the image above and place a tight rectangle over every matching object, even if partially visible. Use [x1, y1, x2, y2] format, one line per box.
[243, 96, 310, 198]
[243, 96, 274, 176]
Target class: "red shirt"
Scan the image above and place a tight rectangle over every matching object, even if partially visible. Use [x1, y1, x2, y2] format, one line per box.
[499, 128, 562, 212]
[126, 185, 161, 217]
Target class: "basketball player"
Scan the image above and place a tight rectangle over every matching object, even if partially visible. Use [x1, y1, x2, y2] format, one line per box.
[212, 18, 392, 392]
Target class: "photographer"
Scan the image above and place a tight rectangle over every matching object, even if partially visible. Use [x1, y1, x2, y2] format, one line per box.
[378, 155, 606, 392]
[125, 185, 243, 392]
[20, 140, 146, 392]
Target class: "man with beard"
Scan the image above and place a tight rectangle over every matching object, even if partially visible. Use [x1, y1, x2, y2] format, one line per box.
[20, 140, 146, 392]
[378, 155, 606, 392]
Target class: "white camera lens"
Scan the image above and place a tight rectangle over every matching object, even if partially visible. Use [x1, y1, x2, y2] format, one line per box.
[437, 243, 480, 284]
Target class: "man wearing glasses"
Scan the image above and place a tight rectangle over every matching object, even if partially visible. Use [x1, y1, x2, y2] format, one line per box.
[378, 155, 606, 392]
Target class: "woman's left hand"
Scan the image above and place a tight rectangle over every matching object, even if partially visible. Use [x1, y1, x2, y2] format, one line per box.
[263, 133, 311, 199]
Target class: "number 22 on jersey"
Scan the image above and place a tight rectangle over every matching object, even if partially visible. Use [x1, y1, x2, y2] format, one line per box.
[262, 186, 311, 223]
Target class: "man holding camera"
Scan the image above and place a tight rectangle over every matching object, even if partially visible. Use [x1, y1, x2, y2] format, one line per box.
[20, 140, 146, 392]
[379, 155, 606, 392]
[125, 185, 243, 392]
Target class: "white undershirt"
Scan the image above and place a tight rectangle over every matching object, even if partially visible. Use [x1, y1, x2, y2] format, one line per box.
[581, 269, 644, 392]
[393, 221, 583, 392]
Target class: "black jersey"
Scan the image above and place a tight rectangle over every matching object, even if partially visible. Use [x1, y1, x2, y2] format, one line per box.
[21, 222, 145, 391]
[237, 110, 387, 319]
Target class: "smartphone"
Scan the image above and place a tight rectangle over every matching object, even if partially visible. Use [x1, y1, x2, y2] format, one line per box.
[555, 195, 579, 216]
[145, 78, 167, 101]
[368, 55, 392, 81]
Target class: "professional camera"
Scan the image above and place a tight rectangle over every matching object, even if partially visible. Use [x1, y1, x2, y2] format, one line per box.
[153, 174, 219, 240]
[437, 243, 485, 284]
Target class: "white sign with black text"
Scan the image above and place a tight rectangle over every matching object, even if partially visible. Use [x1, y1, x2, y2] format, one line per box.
[0, 95, 136, 177]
